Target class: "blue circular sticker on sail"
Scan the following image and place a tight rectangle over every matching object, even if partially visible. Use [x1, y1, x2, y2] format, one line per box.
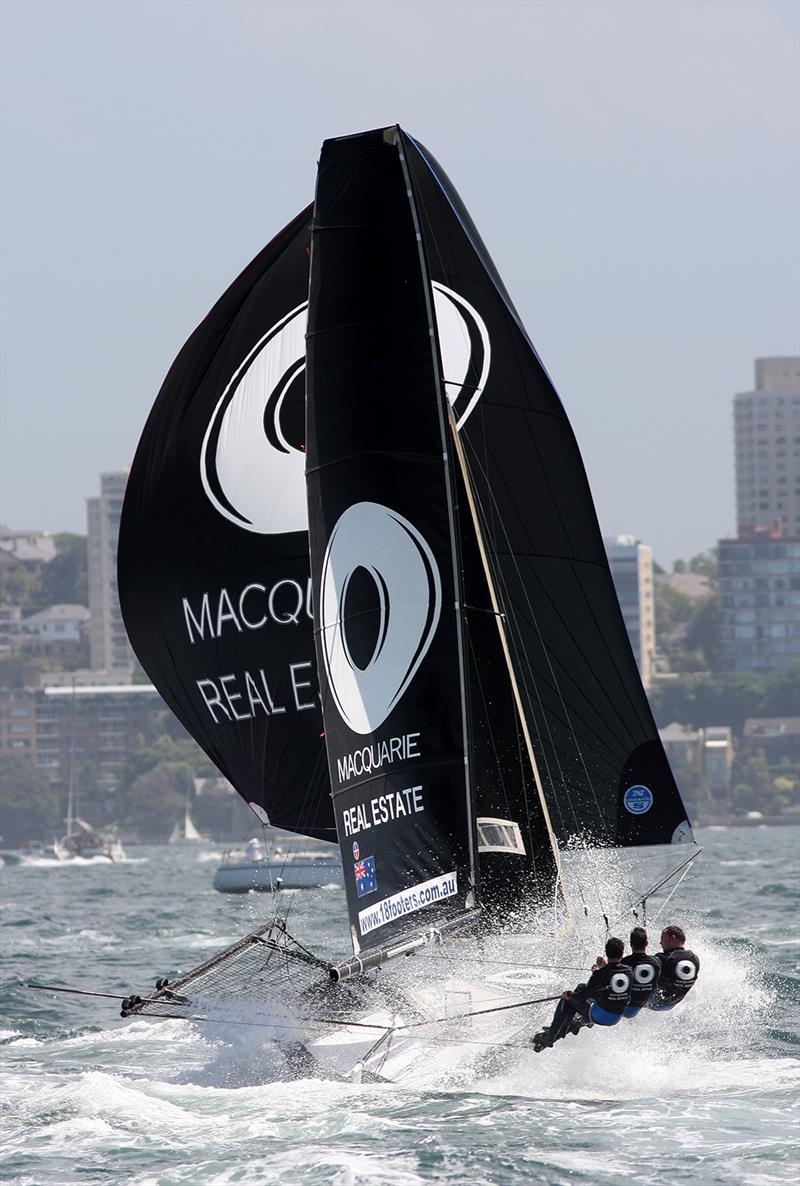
[624, 784, 654, 815]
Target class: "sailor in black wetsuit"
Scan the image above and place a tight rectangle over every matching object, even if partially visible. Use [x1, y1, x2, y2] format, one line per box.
[620, 926, 661, 1019]
[648, 923, 700, 1012]
[532, 936, 632, 1051]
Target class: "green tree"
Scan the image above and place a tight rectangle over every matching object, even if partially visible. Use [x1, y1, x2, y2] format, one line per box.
[654, 583, 719, 673]
[731, 749, 791, 815]
[118, 731, 216, 840]
[0, 754, 60, 845]
[0, 561, 33, 607]
[123, 761, 192, 840]
[684, 596, 721, 670]
[650, 665, 800, 733]
[688, 551, 718, 579]
[40, 534, 88, 607]
[192, 780, 238, 837]
[669, 756, 710, 820]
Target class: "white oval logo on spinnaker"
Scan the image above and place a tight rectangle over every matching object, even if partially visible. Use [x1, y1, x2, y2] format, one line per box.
[200, 302, 308, 535]
[200, 286, 490, 535]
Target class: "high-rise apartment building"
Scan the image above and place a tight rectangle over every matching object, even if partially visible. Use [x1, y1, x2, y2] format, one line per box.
[718, 536, 800, 671]
[720, 358, 800, 672]
[734, 356, 800, 538]
[605, 535, 655, 689]
[87, 471, 134, 671]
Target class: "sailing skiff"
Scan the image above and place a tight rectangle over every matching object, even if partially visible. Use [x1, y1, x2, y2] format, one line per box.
[87, 126, 698, 1080]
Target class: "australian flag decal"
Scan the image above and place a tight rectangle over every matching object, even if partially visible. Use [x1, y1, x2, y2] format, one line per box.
[354, 855, 377, 897]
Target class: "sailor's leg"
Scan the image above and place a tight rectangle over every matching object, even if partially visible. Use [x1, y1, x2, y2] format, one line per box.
[562, 990, 594, 1036]
[588, 1003, 623, 1027]
[646, 999, 677, 1012]
[533, 984, 587, 1049]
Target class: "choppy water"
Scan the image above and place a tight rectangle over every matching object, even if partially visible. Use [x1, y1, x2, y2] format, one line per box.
[1, 826, 798, 1185]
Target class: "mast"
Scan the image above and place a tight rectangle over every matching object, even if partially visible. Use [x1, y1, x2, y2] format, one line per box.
[395, 130, 479, 906]
[66, 677, 76, 837]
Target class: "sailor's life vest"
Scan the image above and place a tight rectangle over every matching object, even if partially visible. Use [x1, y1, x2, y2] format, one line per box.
[589, 963, 632, 1016]
[622, 952, 661, 1006]
[652, 948, 700, 1005]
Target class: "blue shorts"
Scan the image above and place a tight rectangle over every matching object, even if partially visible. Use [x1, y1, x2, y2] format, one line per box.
[589, 1003, 623, 1026]
[623, 1005, 642, 1019]
[647, 999, 677, 1012]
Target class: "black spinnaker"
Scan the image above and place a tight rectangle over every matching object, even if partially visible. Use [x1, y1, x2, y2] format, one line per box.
[118, 205, 334, 840]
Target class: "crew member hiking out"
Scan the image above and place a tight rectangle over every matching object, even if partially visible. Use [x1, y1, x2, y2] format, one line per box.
[532, 937, 632, 1052]
[648, 923, 700, 1011]
[618, 926, 661, 1018]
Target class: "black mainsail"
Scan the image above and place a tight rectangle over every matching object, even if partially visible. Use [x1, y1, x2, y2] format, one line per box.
[306, 129, 478, 954]
[118, 206, 334, 840]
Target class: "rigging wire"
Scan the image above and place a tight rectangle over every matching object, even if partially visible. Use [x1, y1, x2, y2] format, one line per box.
[603, 845, 702, 933]
[27, 982, 560, 1033]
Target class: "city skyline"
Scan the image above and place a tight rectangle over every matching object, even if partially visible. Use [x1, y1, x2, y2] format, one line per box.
[2, 1, 798, 568]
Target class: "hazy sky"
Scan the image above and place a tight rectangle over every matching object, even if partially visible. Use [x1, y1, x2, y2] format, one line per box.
[1, 0, 798, 567]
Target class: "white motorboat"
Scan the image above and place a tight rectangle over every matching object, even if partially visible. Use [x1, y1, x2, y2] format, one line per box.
[213, 839, 343, 892]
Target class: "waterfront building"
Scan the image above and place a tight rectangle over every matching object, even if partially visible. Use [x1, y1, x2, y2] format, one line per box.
[702, 726, 734, 804]
[659, 722, 703, 771]
[0, 528, 56, 606]
[0, 527, 57, 564]
[741, 717, 800, 768]
[0, 606, 22, 654]
[0, 663, 39, 762]
[718, 535, 800, 671]
[34, 681, 164, 822]
[20, 604, 89, 655]
[659, 722, 734, 808]
[87, 471, 134, 672]
[734, 357, 800, 539]
[605, 535, 655, 688]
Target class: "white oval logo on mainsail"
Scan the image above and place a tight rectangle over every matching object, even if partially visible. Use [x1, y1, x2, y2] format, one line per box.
[319, 502, 442, 735]
[200, 287, 490, 534]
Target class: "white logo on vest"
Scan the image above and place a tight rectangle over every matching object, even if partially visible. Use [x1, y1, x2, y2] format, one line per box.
[319, 502, 442, 735]
[610, 971, 631, 994]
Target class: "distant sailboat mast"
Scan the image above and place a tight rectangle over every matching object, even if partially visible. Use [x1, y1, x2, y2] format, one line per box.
[65, 678, 76, 838]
